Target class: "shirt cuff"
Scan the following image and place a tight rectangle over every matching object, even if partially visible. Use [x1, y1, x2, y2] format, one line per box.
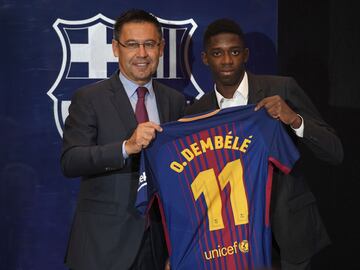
[292, 114, 304, 138]
[122, 140, 129, 159]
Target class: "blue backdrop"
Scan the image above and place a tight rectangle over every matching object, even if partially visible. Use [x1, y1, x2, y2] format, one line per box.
[0, 1, 277, 269]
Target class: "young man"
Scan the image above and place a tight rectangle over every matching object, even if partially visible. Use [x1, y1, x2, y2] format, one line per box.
[185, 18, 343, 270]
[61, 9, 185, 270]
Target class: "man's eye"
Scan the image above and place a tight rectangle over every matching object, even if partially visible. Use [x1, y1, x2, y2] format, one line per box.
[212, 51, 222, 57]
[126, 42, 139, 49]
[231, 50, 240, 56]
[144, 42, 156, 49]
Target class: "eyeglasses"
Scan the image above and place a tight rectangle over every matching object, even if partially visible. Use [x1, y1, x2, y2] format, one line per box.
[117, 40, 161, 50]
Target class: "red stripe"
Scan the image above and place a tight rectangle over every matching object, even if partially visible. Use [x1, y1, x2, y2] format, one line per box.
[269, 156, 291, 174]
[265, 163, 274, 227]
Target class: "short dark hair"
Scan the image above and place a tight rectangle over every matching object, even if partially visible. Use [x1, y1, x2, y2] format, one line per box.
[203, 18, 246, 49]
[113, 9, 162, 41]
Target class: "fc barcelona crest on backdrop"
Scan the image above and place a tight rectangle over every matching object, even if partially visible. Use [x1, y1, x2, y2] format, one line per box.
[47, 13, 203, 137]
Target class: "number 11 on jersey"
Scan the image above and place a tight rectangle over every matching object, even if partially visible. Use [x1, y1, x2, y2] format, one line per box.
[191, 159, 249, 231]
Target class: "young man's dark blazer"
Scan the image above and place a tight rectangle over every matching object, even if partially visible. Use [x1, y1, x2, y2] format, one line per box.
[61, 70, 185, 270]
[185, 72, 343, 264]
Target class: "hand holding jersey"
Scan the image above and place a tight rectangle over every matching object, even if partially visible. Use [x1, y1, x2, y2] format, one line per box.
[255, 95, 302, 129]
[125, 122, 163, 154]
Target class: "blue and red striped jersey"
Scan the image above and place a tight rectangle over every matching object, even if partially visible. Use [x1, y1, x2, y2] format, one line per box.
[136, 105, 299, 270]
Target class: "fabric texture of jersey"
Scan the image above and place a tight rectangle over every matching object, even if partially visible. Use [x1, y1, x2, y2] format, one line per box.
[136, 105, 299, 270]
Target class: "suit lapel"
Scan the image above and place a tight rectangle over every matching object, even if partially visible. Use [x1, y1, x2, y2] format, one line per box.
[247, 72, 266, 104]
[109, 71, 137, 132]
[208, 91, 220, 110]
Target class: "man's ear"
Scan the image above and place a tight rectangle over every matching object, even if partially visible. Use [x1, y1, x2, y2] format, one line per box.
[201, 52, 209, 65]
[243, 48, 250, 64]
[159, 38, 165, 57]
[112, 39, 119, 57]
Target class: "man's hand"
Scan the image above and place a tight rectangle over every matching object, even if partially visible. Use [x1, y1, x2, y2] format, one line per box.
[254, 95, 302, 128]
[125, 122, 163, 155]
[164, 258, 170, 270]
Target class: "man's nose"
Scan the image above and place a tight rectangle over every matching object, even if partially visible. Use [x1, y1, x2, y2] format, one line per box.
[137, 44, 149, 57]
[222, 51, 233, 64]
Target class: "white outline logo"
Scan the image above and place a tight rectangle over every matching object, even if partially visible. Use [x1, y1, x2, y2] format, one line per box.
[47, 14, 203, 137]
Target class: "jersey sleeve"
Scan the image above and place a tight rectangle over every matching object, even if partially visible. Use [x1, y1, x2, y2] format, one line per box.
[135, 151, 155, 215]
[268, 120, 300, 174]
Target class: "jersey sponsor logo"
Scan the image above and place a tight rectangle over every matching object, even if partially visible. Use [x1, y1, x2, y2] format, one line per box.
[138, 171, 147, 192]
[203, 240, 249, 261]
[46, 14, 203, 137]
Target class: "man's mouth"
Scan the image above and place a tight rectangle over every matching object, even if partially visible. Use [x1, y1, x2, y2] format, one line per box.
[220, 70, 234, 75]
[134, 62, 149, 67]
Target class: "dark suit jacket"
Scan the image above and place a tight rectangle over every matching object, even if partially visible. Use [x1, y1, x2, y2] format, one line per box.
[185, 73, 343, 263]
[61, 71, 185, 270]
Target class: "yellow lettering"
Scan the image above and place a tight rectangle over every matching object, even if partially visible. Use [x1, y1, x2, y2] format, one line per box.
[190, 142, 202, 156]
[200, 138, 214, 153]
[239, 138, 251, 153]
[214, 136, 224, 149]
[211, 249, 219, 258]
[181, 148, 194, 162]
[233, 241, 238, 253]
[170, 161, 184, 173]
[204, 251, 212, 260]
[227, 245, 234, 255]
[232, 136, 240, 150]
[224, 135, 233, 149]
[203, 241, 244, 260]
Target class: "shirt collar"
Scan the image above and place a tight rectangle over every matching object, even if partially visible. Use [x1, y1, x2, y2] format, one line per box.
[119, 71, 154, 98]
[214, 71, 248, 106]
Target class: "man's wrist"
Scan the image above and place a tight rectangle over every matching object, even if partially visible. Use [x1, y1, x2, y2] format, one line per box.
[290, 114, 304, 138]
[290, 114, 302, 129]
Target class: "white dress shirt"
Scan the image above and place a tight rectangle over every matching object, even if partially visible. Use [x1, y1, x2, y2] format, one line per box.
[215, 72, 249, 108]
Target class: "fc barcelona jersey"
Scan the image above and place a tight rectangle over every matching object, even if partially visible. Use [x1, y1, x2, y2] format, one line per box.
[136, 105, 299, 270]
